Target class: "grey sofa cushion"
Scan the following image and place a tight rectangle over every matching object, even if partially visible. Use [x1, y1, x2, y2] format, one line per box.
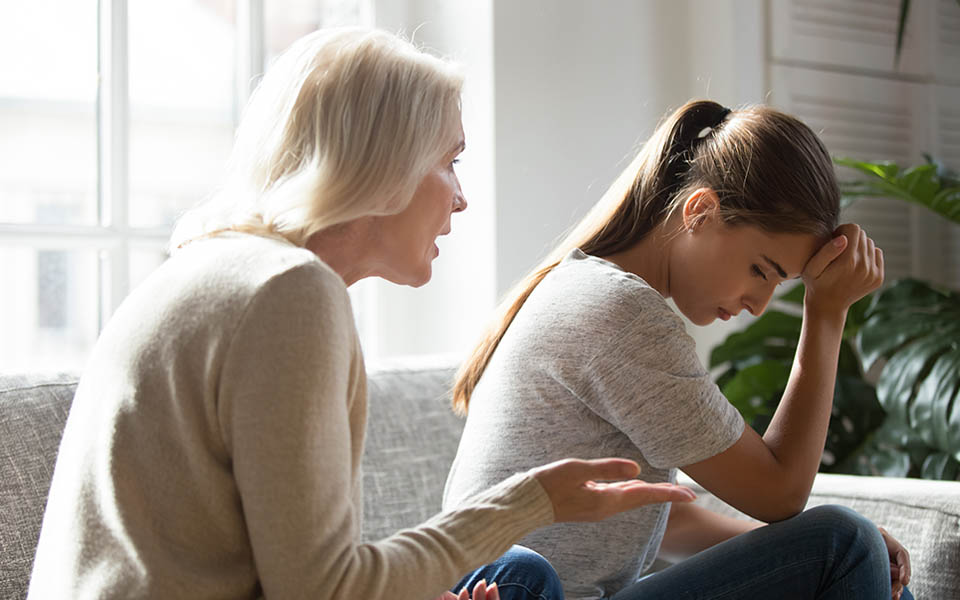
[0, 373, 77, 600]
[361, 363, 463, 542]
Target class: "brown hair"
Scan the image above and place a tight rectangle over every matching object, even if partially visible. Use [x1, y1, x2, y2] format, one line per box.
[452, 99, 839, 415]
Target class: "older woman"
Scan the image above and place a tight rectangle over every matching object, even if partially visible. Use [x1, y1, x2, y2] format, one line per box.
[28, 28, 694, 600]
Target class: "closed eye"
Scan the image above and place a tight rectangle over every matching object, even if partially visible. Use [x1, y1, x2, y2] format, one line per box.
[752, 264, 767, 281]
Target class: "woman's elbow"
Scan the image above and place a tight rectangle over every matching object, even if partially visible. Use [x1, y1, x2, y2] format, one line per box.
[755, 486, 810, 523]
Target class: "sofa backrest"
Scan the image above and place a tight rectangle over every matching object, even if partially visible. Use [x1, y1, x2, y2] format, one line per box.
[0, 373, 77, 600]
[361, 363, 464, 541]
[0, 364, 464, 597]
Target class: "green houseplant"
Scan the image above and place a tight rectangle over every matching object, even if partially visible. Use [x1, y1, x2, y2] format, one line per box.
[840, 156, 960, 480]
[711, 155, 960, 480]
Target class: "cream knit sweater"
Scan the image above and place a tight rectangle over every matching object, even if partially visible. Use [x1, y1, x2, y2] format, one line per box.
[28, 234, 553, 599]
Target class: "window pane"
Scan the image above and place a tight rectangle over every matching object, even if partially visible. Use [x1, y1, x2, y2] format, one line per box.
[127, 0, 237, 228]
[0, 1, 98, 226]
[0, 247, 99, 374]
[129, 245, 170, 293]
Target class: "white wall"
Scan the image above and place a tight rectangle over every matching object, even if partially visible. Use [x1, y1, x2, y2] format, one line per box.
[492, 0, 688, 295]
[369, 0, 497, 359]
[367, 0, 768, 364]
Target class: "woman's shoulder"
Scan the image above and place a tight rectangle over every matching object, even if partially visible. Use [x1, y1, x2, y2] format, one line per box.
[135, 233, 350, 332]
[179, 233, 342, 293]
[543, 248, 675, 321]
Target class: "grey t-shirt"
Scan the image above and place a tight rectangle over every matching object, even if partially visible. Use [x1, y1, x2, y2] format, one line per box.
[443, 248, 744, 599]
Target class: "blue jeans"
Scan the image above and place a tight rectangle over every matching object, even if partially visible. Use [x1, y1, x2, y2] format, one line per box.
[610, 505, 913, 600]
[452, 545, 565, 600]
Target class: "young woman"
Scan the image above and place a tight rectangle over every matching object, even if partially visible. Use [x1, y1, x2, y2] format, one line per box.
[444, 100, 912, 600]
[27, 29, 697, 600]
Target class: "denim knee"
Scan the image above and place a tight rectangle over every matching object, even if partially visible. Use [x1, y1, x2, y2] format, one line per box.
[803, 505, 888, 569]
[454, 545, 564, 600]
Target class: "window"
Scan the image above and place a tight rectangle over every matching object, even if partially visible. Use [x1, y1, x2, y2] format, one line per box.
[0, 0, 370, 374]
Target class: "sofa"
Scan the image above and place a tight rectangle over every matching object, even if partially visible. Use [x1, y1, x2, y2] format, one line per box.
[2, 362, 959, 599]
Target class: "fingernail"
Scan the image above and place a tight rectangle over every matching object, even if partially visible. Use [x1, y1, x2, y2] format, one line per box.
[833, 236, 845, 247]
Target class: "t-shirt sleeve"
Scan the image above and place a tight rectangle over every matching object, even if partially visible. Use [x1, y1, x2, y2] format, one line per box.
[217, 263, 554, 600]
[575, 290, 744, 469]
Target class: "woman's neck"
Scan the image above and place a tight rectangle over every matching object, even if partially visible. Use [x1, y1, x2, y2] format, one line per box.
[305, 220, 377, 287]
[598, 220, 675, 299]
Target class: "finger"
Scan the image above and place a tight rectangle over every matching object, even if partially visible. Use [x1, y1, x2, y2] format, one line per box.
[803, 235, 847, 279]
[614, 484, 697, 508]
[838, 223, 862, 253]
[574, 458, 641, 482]
[610, 480, 697, 498]
[488, 583, 499, 600]
[459, 586, 469, 600]
[875, 246, 885, 283]
[472, 579, 487, 600]
[860, 226, 869, 255]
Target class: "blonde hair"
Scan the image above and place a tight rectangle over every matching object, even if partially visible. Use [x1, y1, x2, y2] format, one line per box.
[452, 100, 840, 415]
[170, 28, 464, 250]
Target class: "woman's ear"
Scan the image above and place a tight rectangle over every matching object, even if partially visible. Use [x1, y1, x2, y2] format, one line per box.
[680, 188, 720, 232]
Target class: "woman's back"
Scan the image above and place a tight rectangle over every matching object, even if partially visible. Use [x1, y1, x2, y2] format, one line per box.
[30, 234, 367, 598]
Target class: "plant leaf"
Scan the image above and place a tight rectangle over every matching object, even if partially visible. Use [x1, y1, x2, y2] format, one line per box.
[832, 420, 912, 477]
[825, 374, 885, 468]
[895, 0, 910, 68]
[911, 346, 960, 456]
[876, 334, 953, 424]
[921, 452, 960, 480]
[897, 164, 939, 204]
[708, 311, 802, 368]
[834, 156, 960, 224]
[857, 279, 960, 370]
[834, 157, 901, 179]
[779, 282, 805, 305]
[720, 360, 790, 424]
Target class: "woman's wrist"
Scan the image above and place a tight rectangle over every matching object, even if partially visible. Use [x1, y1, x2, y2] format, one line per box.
[801, 299, 847, 330]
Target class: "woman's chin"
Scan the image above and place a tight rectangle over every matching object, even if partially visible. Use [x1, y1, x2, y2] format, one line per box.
[680, 308, 715, 327]
[407, 264, 433, 288]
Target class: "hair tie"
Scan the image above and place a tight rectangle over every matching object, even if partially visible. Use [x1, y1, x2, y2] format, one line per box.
[694, 107, 733, 141]
[717, 107, 732, 125]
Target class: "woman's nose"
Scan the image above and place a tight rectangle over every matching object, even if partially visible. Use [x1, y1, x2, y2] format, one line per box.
[746, 287, 776, 316]
[452, 188, 467, 213]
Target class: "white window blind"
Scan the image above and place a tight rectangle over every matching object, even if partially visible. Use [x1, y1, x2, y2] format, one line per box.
[772, 0, 929, 75]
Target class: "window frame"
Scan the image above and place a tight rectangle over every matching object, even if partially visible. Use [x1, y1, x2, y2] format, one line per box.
[0, 0, 267, 338]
